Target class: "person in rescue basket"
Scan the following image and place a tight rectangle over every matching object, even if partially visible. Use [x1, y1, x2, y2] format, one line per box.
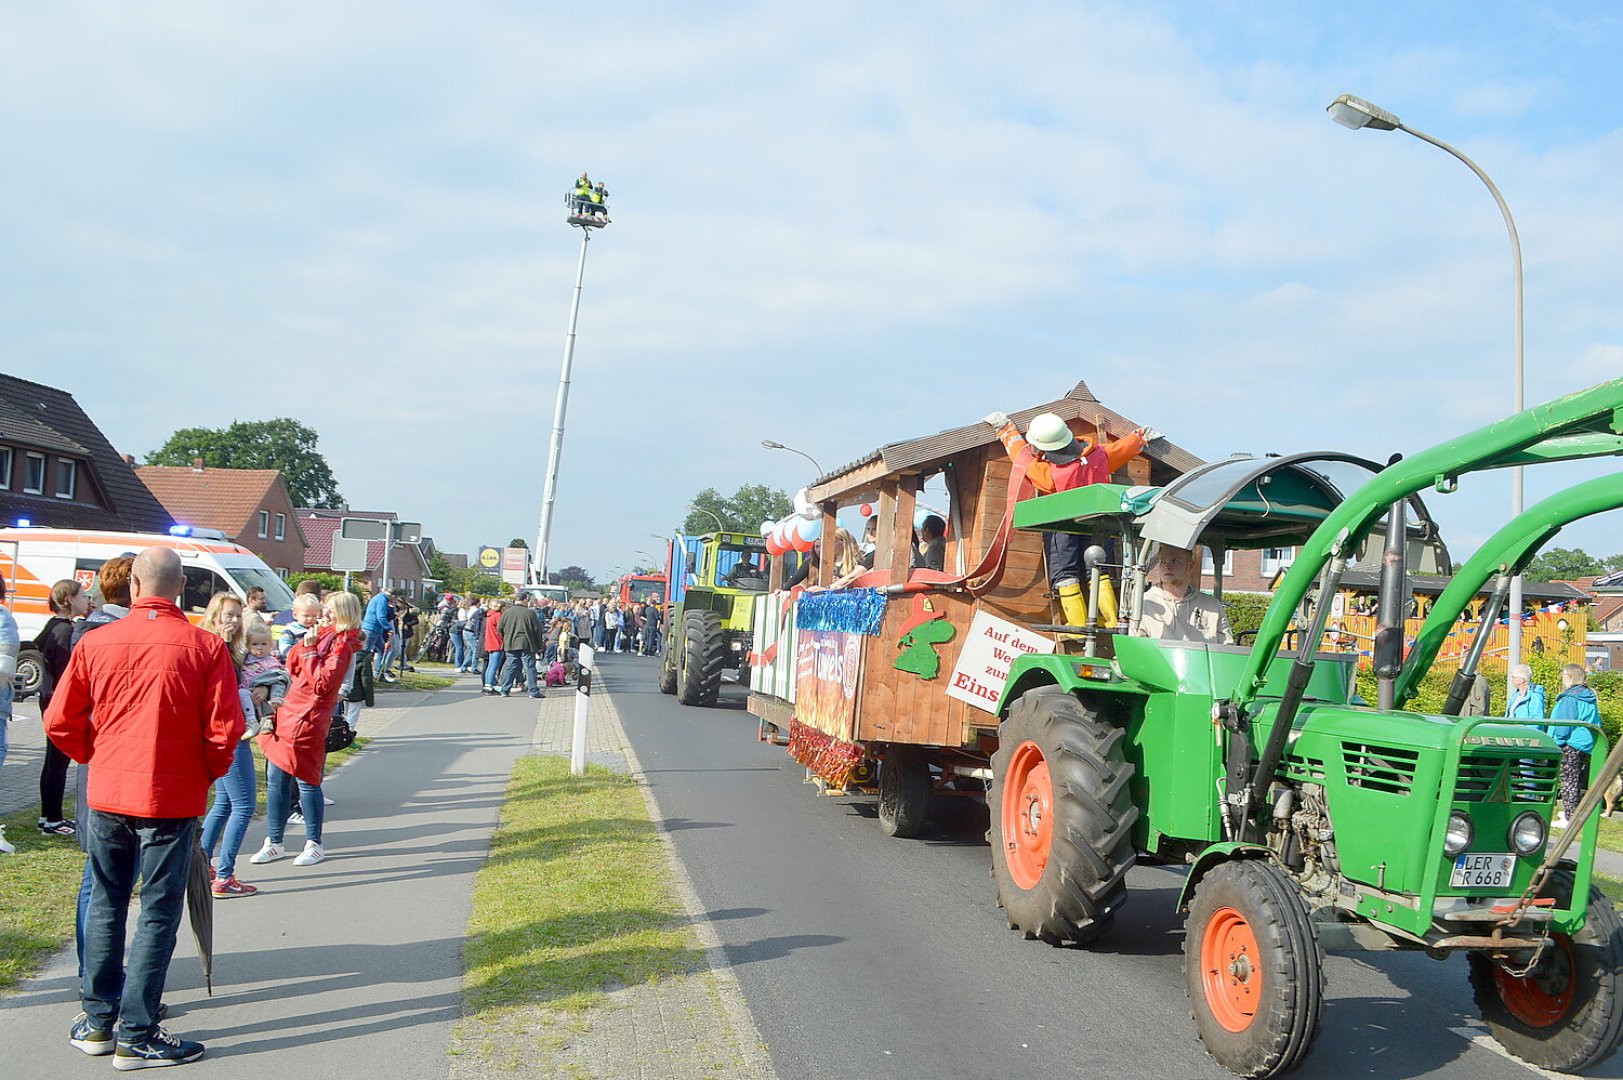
[985, 410, 1150, 628]
[47, 547, 241, 1069]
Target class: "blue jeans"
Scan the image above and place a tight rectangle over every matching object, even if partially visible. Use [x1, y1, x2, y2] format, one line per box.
[461, 629, 478, 670]
[484, 650, 505, 687]
[451, 630, 467, 669]
[200, 741, 257, 877]
[265, 762, 323, 844]
[499, 651, 539, 695]
[83, 812, 196, 1041]
[0, 681, 11, 770]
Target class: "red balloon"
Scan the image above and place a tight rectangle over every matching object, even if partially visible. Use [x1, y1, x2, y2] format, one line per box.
[859, 503, 874, 517]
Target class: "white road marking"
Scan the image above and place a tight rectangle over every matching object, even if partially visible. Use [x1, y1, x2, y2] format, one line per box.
[1450, 1024, 1569, 1078]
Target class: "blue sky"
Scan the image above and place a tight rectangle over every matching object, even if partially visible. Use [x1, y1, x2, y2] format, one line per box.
[2, 2, 1619, 579]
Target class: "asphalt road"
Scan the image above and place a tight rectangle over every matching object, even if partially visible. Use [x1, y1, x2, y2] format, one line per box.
[602, 652, 1623, 1080]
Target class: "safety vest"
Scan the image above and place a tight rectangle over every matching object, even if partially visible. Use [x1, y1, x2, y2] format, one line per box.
[591, 188, 605, 204]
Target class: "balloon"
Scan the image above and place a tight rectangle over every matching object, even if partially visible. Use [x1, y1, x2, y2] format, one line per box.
[760, 519, 775, 538]
[858, 503, 873, 517]
[799, 518, 823, 550]
[793, 488, 817, 520]
[765, 533, 783, 557]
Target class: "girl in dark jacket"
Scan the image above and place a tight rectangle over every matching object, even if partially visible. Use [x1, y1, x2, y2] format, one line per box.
[38, 578, 88, 836]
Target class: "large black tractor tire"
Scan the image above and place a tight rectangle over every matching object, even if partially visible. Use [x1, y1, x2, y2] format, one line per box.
[1469, 869, 1623, 1073]
[987, 685, 1138, 946]
[1185, 859, 1325, 1079]
[657, 631, 678, 695]
[676, 610, 725, 707]
[877, 747, 932, 838]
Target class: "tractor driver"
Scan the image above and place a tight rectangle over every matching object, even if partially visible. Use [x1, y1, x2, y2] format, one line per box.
[985, 409, 1149, 628]
[727, 556, 764, 587]
[1135, 544, 1232, 645]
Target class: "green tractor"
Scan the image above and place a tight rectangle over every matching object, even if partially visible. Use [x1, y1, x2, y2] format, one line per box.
[988, 379, 1623, 1077]
[658, 531, 770, 706]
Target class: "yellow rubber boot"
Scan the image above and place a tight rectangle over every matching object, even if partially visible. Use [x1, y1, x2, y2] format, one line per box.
[1097, 574, 1119, 628]
[1058, 582, 1089, 630]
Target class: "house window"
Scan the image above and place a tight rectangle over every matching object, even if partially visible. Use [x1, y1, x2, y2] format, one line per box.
[23, 452, 46, 494]
[258, 511, 269, 538]
[0, 447, 10, 490]
[1201, 548, 1235, 576]
[275, 513, 286, 541]
[1260, 546, 1296, 578]
[55, 458, 77, 500]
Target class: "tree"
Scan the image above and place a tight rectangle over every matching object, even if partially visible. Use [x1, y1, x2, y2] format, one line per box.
[508, 538, 529, 549]
[548, 564, 596, 590]
[147, 418, 343, 508]
[682, 483, 792, 535]
[1525, 547, 1606, 583]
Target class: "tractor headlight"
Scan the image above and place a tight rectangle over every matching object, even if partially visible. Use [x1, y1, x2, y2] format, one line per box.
[1443, 810, 1474, 856]
[1510, 812, 1546, 857]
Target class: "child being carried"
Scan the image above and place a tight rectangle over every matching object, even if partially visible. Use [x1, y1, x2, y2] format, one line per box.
[244, 621, 291, 736]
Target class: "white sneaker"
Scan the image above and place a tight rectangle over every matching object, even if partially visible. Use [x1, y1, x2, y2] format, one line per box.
[293, 841, 325, 866]
[1553, 814, 1571, 830]
[323, 796, 334, 806]
[288, 810, 304, 825]
[249, 841, 286, 864]
[0, 826, 14, 855]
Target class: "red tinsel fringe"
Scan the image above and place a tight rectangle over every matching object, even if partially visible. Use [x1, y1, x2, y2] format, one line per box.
[788, 718, 865, 789]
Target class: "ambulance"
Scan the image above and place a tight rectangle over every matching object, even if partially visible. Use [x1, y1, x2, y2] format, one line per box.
[0, 525, 296, 700]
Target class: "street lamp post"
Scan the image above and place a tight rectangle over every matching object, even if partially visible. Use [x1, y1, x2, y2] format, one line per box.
[685, 504, 725, 534]
[532, 181, 612, 587]
[1328, 92, 1526, 678]
[761, 439, 825, 478]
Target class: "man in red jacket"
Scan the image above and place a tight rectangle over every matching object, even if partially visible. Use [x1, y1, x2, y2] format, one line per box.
[45, 547, 242, 1069]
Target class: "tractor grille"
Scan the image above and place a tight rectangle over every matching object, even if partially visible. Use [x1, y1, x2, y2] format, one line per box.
[1342, 743, 1420, 796]
[1454, 754, 1560, 804]
[1283, 755, 1326, 782]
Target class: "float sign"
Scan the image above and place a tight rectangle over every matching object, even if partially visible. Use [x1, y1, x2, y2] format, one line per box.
[945, 611, 1055, 713]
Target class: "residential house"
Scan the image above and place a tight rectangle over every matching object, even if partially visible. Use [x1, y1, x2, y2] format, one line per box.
[135, 465, 308, 576]
[0, 373, 172, 533]
[299, 508, 430, 600]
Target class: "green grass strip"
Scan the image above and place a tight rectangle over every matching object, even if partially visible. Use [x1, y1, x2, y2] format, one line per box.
[0, 803, 86, 992]
[463, 756, 704, 1017]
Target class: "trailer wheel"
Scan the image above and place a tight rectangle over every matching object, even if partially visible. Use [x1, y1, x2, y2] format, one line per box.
[1469, 870, 1623, 1073]
[877, 748, 931, 838]
[657, 634, 678, 695]
[988, 686, 1137, 945]
[676, 610, 725, 706]
[13, 648, 43, 701]
[1185, 859, 1324, 1078]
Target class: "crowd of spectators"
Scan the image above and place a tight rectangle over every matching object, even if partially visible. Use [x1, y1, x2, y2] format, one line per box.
[434, 592, 664, 693]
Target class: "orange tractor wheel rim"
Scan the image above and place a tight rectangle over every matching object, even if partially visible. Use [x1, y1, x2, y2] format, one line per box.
[1202, 906, 1262, 1033]
[1001, 740, 1053, 890]
[1495, 935, 1576, 1029]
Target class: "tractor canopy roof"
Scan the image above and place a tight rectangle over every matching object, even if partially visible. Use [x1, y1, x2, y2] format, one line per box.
[1013, 451, 1447, 561]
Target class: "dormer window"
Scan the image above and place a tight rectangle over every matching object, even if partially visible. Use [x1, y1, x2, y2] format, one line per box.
[23, 452, 45, 494]
[55, 458, 77, 499]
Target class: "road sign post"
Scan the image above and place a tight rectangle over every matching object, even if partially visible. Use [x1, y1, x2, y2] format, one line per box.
[571, 644, 594, 776]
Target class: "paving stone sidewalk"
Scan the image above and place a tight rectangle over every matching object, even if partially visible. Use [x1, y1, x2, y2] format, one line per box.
[444, 665, 776, 1080]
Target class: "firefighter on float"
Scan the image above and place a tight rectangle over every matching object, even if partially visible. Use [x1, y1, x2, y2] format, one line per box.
[985, 410, 1149, 629]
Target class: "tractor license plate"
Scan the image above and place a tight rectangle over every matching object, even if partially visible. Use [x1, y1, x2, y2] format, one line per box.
[1450, 853, 1516, 889]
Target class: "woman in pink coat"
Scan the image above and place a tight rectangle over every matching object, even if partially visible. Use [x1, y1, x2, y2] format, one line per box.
[250, 591, 361, 867]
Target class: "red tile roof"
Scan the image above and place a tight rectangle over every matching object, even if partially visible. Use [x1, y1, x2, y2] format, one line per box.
[135, 466, 304, 543]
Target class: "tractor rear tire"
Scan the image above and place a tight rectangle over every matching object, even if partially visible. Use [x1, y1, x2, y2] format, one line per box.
[676, 610, 725, 707]
[1185, 859, 1324, 1079]
[1469, 870, 1623, 1073]
[987, 685, 1138, 946]
[878, 748, 932, 838]
[657, 632, 678, 695]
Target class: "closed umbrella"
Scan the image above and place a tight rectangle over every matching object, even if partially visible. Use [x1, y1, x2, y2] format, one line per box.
[184, 830, 214, 995]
